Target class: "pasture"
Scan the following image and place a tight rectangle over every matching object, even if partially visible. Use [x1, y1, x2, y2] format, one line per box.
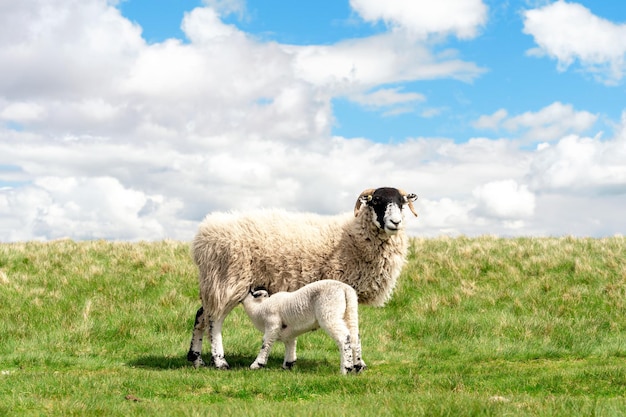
[0, 237, 625, 415]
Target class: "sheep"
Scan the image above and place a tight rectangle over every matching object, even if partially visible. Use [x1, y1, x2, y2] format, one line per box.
[187, 187, 418, 370]
[241, 280, 366, 374]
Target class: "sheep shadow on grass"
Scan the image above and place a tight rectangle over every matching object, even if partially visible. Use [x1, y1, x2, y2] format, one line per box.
[127, 354, 333, 372]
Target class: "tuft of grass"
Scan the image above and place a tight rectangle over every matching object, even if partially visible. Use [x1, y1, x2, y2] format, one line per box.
[1, 237, 625, 416]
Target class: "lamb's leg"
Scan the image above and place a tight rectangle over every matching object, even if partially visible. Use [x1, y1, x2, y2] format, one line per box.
[251, 328, 279, 370]
[339, 333, 354, 375]
[323, 322, 354, 375]
[352, 333, 367, 373]
[282, 338, 297, 370]
[345, 291, 366, 373]
[209, 316, 230, 370]
[187, 306, 207, 368]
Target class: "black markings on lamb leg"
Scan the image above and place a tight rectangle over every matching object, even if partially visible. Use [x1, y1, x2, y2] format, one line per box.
[211, 354, 227, 366]
[284, 361, 296, 370]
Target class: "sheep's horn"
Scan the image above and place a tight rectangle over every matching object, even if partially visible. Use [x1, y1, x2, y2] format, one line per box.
[354, 188, 376, 217]
[399, 189, 419, 217]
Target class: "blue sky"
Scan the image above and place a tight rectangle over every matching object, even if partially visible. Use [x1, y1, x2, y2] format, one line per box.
[1, 0, 626, 240]
[119, 0, 626, 142]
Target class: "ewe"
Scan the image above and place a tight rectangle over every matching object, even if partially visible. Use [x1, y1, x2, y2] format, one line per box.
[188, 187, 418, 369]
[242, 280, 366, 374]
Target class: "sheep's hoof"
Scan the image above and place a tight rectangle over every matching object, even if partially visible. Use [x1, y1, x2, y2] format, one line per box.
[250, 362, 265, 370]
[187, 350, 206, 368]
[282, 361, 296, 370]
[192, 358, 206, 369]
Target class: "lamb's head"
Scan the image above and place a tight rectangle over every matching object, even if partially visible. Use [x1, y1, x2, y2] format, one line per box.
[243, 287, 270, 308]
[354, 187, 418, 234]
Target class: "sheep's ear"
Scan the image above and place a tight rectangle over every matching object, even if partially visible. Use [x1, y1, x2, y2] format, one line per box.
[354, 188, 376, 216]
[400, 190, 419, 217]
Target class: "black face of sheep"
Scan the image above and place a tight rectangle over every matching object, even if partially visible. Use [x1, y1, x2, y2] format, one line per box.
[355, 187, 418, 234]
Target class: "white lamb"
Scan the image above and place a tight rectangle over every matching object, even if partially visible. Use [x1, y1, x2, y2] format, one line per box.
[241, 280, 366, 375]
[188, 187, 418, 369]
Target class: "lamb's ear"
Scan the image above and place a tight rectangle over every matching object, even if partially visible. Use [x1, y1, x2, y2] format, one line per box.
[252, 290, 269, 299]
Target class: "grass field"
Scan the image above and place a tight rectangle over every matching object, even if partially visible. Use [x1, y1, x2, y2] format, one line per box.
[0, 237, 625, 416]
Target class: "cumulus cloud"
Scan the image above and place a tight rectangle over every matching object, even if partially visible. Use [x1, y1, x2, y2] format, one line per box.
[523, 1, 626, 84]
[473, 180, 536, 220]
[1, 0, 625, 241]
[528, 130, 626, 195]
[0, 176, 187, 241]
[472, 102, 598, 142]
[289, 33, 485, 91]
[350, 0, 488, 39]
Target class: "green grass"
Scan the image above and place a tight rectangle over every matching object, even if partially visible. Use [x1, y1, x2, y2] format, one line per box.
[1, 237, 625, 416]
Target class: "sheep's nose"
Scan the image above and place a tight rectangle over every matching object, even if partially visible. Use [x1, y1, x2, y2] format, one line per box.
[390, 218, 401, 226]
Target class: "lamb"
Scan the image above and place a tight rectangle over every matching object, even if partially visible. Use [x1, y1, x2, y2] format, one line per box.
[241, 280, 366, 375]
[187, 187, 418, 370]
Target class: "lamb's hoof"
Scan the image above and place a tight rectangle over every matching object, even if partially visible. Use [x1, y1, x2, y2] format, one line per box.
[211, 355, 230, 370]
[213, 361, 230, 370]
[250, 362, 265, 370]
[282, 361, 296, 370]
[353, 363, 367, 374]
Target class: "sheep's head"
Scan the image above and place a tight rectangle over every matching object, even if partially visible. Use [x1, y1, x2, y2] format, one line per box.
[354, 187, 418, 234]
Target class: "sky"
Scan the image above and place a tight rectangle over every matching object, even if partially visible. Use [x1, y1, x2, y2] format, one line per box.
[1, 0, 626, 241]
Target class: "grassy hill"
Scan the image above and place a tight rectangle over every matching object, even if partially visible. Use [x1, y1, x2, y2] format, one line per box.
[1, 237, 625, 416]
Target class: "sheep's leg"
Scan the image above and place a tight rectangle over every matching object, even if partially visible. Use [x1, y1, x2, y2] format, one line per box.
[208, 315, 230, 370]
[282, 338, 297, 370]
[251, 328, 279, 370]
[187, 306, 207, 368]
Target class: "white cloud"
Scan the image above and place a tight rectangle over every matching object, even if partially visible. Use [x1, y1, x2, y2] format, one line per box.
[0, 176, 188, 241]
[350, 0, 488, 39]
[523, 1, 626, 84]
[288, 33, 485, 91]
[0, 0, 144, 99]
[528, 132, 626, 194]
[0, 102, 46, 123]
[200, 0, 246, 18]
[351, 88, 425, 108]
[1, 0, 626, 241]
[473, 180, 536, 220]
[182, 7, 243, 42]
[472, 102, 598, 142]
[472, 108, 508, 130]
